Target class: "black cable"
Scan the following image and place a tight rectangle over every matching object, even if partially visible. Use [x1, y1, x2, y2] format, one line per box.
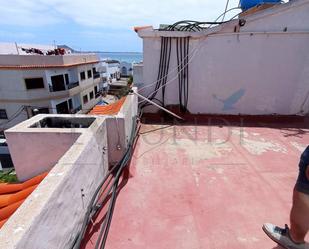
[176, 36, 190, 113]
[95, 117, 139, 249]
[162, 20, 227, 32]
[141, 36, 172, 110]
[71, 116, 139, 249]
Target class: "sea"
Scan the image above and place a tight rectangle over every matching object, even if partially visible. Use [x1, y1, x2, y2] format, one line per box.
[98, 52, 143, 64]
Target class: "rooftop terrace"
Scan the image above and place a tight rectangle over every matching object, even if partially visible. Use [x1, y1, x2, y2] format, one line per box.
[0, 54, 99, 69]
[81, 116, 309, 249]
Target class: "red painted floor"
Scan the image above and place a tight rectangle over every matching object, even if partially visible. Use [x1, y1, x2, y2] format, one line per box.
[83, 121, 309, 249]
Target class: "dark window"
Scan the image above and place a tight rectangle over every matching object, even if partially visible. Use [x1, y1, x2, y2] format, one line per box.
[93, 67, 100, 79]
[25, 78, 44, 90]
[87, 70, 92, 78]
[94, 86, 98, 95]
[0, 154, 14, 169]
[65, 74, 69, 85]
[0, 109, 8, 119]
[68, 99, 73, 110]
[51, 75, 66, 91]
[89, 91, 94, 100]
[80, 71, 86, 81]
[83, 95, 88, 104]
[56, 101, 69, 114]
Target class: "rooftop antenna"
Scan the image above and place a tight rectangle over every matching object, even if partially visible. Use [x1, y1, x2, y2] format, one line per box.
[130, 90, 184, 120]
[14, 42, 19, 55]
[53, 40, 56, 49]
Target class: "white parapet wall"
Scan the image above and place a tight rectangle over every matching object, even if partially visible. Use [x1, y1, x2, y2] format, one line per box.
[5, 115, 84, 181]
[0, 92, 138, 249]
[136, 0, 309, 115]
[106, 89, 138, 165]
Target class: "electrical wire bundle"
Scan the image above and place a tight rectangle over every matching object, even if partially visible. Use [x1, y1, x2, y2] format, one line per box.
[71, 116, 140, 249]
[176, 37, 190, 113]
[140, 36, 172, 109]
[162, 20, 227, 32]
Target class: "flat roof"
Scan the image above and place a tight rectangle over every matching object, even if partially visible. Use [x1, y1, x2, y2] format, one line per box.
[0, 54, 99, 69]
[81, 117, 309, 248]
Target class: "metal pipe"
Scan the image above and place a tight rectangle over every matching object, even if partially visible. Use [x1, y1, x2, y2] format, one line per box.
[132, 91, 184, 120]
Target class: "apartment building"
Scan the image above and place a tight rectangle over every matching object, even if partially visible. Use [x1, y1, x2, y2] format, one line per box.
[101, 59, 121, 83]
[0, 50, 105, 130]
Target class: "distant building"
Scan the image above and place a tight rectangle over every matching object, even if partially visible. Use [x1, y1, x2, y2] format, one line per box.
[132, 62, 143, 88]
[120, 61, 133, 77]
[100, 60, 121, 84]
[0, 43, 105, 130]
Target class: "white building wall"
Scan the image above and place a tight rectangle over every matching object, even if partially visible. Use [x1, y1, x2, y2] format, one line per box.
[138, 0, 309, 115]
[101, 62, 120, 83]
[133, 63, 143, 88]
[120, 61, 133, 76]
[0, 60, 102, 129]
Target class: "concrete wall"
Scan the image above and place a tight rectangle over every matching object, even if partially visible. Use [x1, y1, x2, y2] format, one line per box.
[5, 115, 83, 181]
[0, 114, 109, 249]
[137, 0, 309, 115]
[133, 63, 143, 88]
[106, 89, 138, 165]
[0, 94, 138, 249]
[0, 54, 98, 67]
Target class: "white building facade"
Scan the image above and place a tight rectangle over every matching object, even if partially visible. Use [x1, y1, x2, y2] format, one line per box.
[100, 60, 121, 84]
[136, 0, 309, 115]
[120, 61, 133, 77]
[0, 53, 103, 130]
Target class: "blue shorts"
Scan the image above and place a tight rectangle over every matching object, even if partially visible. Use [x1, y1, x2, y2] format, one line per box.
[296, 146, 309, 195]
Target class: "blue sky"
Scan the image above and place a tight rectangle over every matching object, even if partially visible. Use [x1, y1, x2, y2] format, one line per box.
[0, 0, 240, 52]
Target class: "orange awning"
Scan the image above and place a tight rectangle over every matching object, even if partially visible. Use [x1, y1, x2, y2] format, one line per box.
[89, 97, 126, 115]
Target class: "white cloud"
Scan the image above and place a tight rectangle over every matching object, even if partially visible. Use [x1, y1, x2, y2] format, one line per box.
[0, 0, 64, 26]
[0, 0, 241, 28]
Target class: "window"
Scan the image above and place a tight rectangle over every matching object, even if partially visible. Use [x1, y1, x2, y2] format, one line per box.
[25, 78, 44, 90]
[87, 70, 92, 78]
[0, 109, 8, 119]
[68, 99, 73, 110]
[56, 101, 69, 114]
[51, 75, 66, 91]
[65, 74, 69, 85]
[80, 71, 86, 81]
[92, 67, 96, 74]
[94, 86, 98, 95]
[83, 95, 88, 104]
[89, 91, 94, 100]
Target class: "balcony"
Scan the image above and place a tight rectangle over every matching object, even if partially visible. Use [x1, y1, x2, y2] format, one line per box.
[67, 81, 79, 90]
[71, 105, 82, 114]
[49, 81, 79, 92]
[93, 72, 100, 79]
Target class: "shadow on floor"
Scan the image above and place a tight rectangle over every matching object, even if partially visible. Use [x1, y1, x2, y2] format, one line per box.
[272, 245, 284, 249]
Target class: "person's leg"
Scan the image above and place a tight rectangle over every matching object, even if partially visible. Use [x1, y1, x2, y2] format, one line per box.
[289, 188, 309, 243]
[263, 146, 309, 248]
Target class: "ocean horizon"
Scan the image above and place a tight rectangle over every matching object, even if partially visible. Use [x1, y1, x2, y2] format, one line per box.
[98, 52, 143, 64]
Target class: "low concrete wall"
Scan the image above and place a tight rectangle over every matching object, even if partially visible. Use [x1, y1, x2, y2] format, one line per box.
[0, 115, 109, 249]
[0, 93, 138, 249]
[106, 88, 138, 166]
[5, 115, 82, 181]
[0, 54, 98, 67]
